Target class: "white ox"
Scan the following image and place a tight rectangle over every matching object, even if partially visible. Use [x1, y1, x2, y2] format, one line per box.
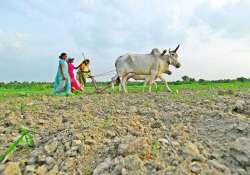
[113, 45, 181, 92]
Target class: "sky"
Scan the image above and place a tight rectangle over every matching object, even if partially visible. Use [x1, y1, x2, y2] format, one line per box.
[0, 0, 250, 82]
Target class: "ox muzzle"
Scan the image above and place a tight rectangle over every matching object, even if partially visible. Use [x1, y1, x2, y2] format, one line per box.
[175, 63, 181, 68]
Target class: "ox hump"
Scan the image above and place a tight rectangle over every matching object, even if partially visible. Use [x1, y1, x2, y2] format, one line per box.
[150, 48, 161, 56]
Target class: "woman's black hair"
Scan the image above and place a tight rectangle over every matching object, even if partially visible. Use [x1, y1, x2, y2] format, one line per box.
[83, 59, 90, 65]
[59, 52, 67, 59]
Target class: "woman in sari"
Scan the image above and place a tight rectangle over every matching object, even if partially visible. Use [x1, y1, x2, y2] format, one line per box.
[76, 59, 97, 90]
[67, 57, 81, 92]
[54, 52, 71, 95]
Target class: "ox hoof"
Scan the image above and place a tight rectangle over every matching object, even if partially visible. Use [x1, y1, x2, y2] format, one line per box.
[165, 89, 172, 93]
[96, 88, 102, 93]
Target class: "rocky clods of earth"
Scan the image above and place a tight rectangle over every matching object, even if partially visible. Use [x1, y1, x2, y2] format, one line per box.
[233, 99, 250, 117]
[0, 90, 250, 174]
[230, 137, 250, 169]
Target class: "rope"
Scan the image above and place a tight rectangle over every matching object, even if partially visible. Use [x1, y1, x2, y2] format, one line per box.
[95, 74, 113, 78]
[93, 69, 116, 78]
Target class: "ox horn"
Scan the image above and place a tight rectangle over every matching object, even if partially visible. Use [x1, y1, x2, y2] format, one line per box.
[161, 49, 167, 56]
[173, 44, 180, 53]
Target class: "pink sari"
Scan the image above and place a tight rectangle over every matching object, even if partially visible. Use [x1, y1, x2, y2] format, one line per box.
[68, 63, 81, 91]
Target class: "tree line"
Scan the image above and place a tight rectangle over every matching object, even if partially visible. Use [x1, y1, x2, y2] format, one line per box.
[0, 76, 249, 88]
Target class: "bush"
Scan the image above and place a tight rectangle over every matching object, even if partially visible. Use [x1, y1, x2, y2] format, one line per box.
[236, 77, 248, 82]
[182, 75, 195, 82]
[198, 79, 205, 83]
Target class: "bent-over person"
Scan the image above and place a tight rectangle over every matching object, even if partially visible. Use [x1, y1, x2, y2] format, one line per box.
[76, 59, 97, 89]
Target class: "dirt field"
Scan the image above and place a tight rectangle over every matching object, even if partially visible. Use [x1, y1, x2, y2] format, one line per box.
[0, 89, 250, 175]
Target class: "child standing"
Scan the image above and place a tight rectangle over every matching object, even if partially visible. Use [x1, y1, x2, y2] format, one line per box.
[67, 58, 82, 92]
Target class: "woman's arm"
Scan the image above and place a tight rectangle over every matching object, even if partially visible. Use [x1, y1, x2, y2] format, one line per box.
[75, 63, 82, 69]
[60, 64, 66, 80]
[74, 65, 80, 69]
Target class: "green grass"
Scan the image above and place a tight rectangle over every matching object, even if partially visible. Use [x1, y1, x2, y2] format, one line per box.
[0, 81, 250, 99]
[152, 139, 161, 158]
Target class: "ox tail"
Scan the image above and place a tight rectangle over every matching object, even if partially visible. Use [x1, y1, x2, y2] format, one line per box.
[116, 76, 121, 84]
[110, 75, 120, 91]
[111, 75, 120, 85]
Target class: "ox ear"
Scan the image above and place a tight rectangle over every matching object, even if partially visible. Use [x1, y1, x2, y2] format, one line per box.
[173, 44, 180, 53]
[161, 49, 167, 56]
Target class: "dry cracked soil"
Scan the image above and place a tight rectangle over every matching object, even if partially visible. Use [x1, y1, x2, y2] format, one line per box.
[0, 90, 250, 175]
